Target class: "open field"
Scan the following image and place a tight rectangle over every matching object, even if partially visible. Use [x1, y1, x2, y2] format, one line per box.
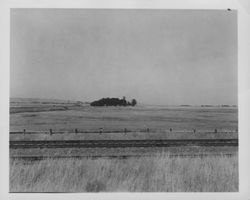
[9, 98, 238, 192]
[10, 98, 238, 136]
[10, 153, 238, 192]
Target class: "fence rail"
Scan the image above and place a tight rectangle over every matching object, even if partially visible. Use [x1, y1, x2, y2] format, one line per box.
[9, 128, 238, 135]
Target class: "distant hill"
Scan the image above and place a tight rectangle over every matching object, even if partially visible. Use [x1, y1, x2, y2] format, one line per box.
[9, 97, 86, 114]
[10, 97, 82, 104]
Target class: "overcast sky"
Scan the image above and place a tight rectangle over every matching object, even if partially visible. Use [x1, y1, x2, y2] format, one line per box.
[10, 9, 237, 105]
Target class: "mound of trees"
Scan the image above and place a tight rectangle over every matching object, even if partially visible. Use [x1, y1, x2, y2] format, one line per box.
[90, 97, 137, 107]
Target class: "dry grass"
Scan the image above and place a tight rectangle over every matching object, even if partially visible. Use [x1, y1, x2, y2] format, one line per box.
[10, 103, 238, 133]
[10, 153, 238, 192]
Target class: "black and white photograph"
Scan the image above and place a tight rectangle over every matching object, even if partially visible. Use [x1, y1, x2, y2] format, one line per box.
[7, 7, 241, 193]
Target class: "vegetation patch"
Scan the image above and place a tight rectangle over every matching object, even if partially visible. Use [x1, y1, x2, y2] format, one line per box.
[10, 153, 238, 192]
[90, 97, 137, 107]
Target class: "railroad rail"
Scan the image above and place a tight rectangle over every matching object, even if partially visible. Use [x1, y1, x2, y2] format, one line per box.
[10, 153, 237, 161]
[10, 139, 238, 149]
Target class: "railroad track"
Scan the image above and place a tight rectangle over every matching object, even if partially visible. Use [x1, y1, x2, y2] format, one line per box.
[10, 153, 237, 161]
[10, 139, 238, 149]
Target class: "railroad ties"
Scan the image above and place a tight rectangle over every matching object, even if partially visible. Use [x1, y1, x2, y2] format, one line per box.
[10, 139, 238, 149]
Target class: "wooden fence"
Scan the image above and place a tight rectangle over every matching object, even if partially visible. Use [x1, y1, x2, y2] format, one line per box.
[9, 128, 238, 135]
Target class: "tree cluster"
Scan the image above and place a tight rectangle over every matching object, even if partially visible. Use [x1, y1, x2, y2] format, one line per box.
[90, 97, 137, 107]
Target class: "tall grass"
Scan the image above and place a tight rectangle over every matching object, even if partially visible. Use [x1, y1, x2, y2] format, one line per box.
[10, 154, 238, 192]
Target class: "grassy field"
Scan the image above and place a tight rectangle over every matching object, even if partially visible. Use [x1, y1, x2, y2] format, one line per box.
[10, 153, 238, 192]
[10, 98, 238, 134]
[9, 98, 238, 192]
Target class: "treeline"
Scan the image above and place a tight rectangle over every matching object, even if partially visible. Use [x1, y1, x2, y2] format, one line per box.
[90, 97, 137, 107]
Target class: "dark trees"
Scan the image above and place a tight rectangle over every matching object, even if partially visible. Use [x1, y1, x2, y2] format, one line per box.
[90, 97, 137, 107]
[131, 99, 137, 106]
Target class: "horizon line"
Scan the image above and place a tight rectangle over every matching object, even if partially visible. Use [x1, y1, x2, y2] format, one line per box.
[10, 97, 238, 107]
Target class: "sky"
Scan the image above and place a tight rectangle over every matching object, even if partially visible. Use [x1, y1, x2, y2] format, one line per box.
[10, 9, 237, 105]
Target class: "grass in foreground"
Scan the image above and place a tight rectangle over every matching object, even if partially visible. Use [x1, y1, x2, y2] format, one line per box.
[10, 154, 238, 192]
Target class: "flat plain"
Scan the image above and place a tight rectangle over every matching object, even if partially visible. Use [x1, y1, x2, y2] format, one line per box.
[10, 98, 237, 133]
[9, 98, 238, 192]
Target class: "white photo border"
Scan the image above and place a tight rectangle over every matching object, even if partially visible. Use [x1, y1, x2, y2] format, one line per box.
[1, 0, 249, 199]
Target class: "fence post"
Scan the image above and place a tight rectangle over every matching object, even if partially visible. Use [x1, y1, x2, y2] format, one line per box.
[75, 128, 78, 134]
[193, 129, 196, 133]
[170, 128, 172, 132]
[124, 128, 127, 134]
[23, 129, 26, 135]
[146, 128, 149, 132]
[49, 129, 53, 135]
[214, 129, 217, 133]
